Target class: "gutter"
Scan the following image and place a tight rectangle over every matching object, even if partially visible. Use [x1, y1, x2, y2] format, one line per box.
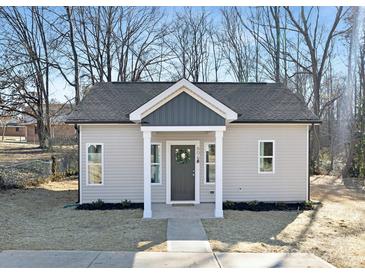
[65, 120, 322, 125]
[75, 124, 80, 204]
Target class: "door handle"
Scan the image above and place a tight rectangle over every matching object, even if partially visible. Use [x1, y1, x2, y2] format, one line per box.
[192, 169, 195, 177]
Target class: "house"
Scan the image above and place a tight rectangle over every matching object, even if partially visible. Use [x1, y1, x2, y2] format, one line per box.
[22, 104, 76, 143]
[66, 79, 320, 218]
[0, 118, 27, 141]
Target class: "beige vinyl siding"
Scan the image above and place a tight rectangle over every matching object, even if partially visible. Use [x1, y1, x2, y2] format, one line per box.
[223, 124, 308, 202]
[80, 125, 144, 203]
[80, 126, 215, 203]
[80, 124, 308, 204]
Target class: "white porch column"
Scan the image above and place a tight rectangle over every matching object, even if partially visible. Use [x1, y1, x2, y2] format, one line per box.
[143, 131, 152, 218]
[215, 130, 224, 218]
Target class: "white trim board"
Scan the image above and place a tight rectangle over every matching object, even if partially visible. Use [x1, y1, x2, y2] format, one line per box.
[165, 140, 200, 204]
[141, 126, 226, 132]
[129, 79, 238, 122]
[229, 123, 317, 126]
[77, 123, 138, 126]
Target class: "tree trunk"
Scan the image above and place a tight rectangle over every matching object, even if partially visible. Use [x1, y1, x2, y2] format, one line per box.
[37, 119, 49, 149]
[65, 7, 80, 105]
[2, 125, 7, 142]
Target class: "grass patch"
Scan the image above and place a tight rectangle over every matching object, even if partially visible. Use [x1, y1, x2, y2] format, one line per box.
[76, 199, 144, 210]
[223, 200, 314, 211]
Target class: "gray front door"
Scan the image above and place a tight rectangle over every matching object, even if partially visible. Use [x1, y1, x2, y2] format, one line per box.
[171, 145, 195, 201]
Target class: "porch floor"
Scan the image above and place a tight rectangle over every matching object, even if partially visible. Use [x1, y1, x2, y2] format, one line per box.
[151, 203, 216, 219]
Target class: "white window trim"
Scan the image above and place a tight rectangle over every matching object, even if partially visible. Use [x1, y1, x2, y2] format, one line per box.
[258, 140, 275, 174]
[151, 142, 162, 186]
[204, 142, 216, 184]
[86, 143, 104, 186]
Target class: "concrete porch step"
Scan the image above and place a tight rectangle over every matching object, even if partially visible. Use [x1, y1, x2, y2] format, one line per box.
[152, 203, 216, 219]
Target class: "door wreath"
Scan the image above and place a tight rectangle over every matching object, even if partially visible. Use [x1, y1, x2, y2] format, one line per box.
[175, 148, 191, 164]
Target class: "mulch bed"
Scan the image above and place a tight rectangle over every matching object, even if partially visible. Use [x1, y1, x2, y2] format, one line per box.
[223, 201, 314, 211]
[76, 201, 144, 210]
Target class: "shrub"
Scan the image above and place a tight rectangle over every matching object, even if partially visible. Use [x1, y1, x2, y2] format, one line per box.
[303, 200, 314, 210]
[223, 200, 236, 210]
[121, 199, 131, 208]
[247, 200, 259, 208]
[91, 199, 105, 209]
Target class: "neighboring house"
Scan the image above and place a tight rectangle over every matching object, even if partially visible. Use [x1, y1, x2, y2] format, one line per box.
[0, 118, 27, 140]
[66, 79, 320, 218]
[22, 104, 76, 143]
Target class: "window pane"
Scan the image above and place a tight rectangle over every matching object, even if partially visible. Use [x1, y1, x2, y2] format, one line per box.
[205, 144, 215, 163]
[88, 145, 102, 163]
[264, 142, 273, 156]
[88, 144, 102, 154]
[88, 153, 101, 163]
[260, 158, 273, 172]
[151, 144, 160, 163]
[88, 164, 102, 184]
[151, 164, 160, 184]
[206, 164, 215, 183]
[260, 142, 273, 157]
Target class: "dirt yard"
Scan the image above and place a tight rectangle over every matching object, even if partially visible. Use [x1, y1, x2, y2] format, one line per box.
[0, 142, 75, 165]
[0, 180, 167, 252]
[202, 175, 365, 267]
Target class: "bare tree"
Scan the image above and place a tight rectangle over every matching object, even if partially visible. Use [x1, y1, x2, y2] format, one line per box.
[236, 7, 285, 83]
[284, 6, 348, 171]
[167, 8, 211, 82]
[0, 7, 54, 148]
[221, 8, 254, 82]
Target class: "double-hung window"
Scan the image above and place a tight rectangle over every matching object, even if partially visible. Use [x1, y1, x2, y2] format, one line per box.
[151, 143, 161, 184]
[87, 143, 103, 185]
[258, 140, 274, 173]
[204, 143, 215, 184]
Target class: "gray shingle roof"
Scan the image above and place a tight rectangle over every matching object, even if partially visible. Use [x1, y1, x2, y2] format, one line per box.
[66, 82, 320, 124]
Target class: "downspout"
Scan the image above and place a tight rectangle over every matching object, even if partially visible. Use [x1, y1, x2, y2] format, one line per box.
[308, 123, 314, 201]
[75, 124, 80, 203]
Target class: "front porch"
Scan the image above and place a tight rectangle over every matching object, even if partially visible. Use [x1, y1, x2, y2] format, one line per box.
[151, 203, 216, 219]
[142, 127, 225, 219]
[127, 79, 238, 219]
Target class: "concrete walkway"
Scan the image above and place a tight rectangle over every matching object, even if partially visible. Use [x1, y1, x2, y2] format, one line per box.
[0, 250, 334, 268]
[167, 218, 212, 252]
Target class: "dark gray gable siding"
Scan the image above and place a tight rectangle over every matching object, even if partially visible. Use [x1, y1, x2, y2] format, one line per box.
[142, 92, 225, 126]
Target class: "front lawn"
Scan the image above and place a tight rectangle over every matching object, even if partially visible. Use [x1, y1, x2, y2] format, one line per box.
[0, 180, 167, 252]
[202, 175, 365, 267]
